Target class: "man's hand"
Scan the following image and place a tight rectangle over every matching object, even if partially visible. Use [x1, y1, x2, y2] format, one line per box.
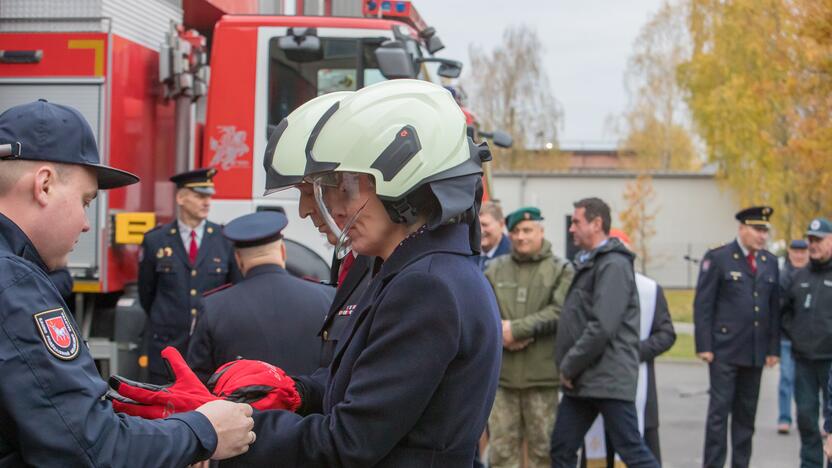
[824, 433, 832, 459]
[501, 320, 514, 347]
[766, 355, 780, 368]
[196, 400, 255, 460]
[506, 339, 533, 352]
[697, 352, 714, 363]
[560, 373, 574, 390]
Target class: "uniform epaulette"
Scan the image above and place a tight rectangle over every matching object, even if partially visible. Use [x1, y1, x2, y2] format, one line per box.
[203, 283, 232, 297]
[301, 275, 329, 285]
[145, 222, 165, 233]
[709, 242, 730, 252]
[142, 223, 165, 238]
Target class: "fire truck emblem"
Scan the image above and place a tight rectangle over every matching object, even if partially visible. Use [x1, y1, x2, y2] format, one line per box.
[34, 308, 80, 360]
[209, 126, 251, 170]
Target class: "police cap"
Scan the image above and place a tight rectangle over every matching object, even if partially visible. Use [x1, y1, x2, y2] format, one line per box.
[806, 217, 832, 238]
[505, 206, 543, 232]
[222, 211, 288, 248]
[170, 168, 217, 195]
[735, 206, 773, 228]
[0, 100, 139, 189]
[790, 239, 809, 249]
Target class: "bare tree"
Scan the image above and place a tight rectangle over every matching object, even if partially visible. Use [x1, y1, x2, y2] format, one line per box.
[464, 25, 563, 166]
[620, 174, 659, 274]
[617, 0, 698, 170]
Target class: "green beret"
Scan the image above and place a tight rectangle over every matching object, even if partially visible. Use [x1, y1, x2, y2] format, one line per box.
[505, 206, 543, 231]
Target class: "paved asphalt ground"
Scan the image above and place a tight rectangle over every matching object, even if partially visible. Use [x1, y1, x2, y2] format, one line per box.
[657, 360, 802, 468]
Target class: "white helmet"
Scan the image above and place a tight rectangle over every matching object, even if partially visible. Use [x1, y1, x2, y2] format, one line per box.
[303, 79, 490, 226]
[263, 91, 354, 195]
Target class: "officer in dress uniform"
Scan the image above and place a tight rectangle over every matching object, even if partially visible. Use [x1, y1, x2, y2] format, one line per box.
[694, 206, 781, 468]
[0, 100, 254, 466]
[187, 210, 334, 382]
[139, 168, 241, 383]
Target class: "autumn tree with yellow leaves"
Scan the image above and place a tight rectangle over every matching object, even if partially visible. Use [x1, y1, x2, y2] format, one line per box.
[678, 0, 832, 239]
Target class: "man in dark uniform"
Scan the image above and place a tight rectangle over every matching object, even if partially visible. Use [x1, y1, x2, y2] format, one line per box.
[187, 210, 334, 382]
[139, 168, 241, 383]
[694, 206, 781, 468]
[0, 100, 254, 465]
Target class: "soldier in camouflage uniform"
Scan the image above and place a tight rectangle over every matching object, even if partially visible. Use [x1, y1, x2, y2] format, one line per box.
[485, 207, 574, 468]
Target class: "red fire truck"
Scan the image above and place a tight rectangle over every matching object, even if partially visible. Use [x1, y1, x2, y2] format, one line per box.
[0, 0, 502, 377]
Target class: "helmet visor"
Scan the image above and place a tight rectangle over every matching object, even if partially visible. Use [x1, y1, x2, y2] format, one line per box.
[311, 172, 371, 259]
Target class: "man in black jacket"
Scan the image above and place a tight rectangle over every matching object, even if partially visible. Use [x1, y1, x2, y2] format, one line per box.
[782, 217, 832, 468]
[550, 197, 658, 468]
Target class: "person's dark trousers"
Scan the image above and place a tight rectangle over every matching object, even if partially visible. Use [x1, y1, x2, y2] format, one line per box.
[703, 360, 763, 468]
[550, 395, 658, 468]
[779, 339, 796, 426]
[643, 427, 661, 465]
[578, 427, 661, 468]
[794, 357, 832, 468]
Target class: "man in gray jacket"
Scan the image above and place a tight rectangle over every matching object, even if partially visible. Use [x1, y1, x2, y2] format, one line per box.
[549, 197, 658, 468]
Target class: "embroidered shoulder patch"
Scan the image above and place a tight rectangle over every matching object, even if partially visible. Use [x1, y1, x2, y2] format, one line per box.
[34, 308, 80, 360]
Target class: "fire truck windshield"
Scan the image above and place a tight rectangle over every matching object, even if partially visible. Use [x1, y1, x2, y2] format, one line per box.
[267, 36, 389, 130]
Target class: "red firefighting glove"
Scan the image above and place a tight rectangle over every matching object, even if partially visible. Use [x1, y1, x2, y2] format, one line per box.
[207, 359, 301, 412]
[107, 346, 219, 419]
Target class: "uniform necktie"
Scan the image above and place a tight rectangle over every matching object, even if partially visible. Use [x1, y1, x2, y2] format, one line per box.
[747, 251, 757, 274]
[189, 230, 198, 264]
[337, 253, 355, 287]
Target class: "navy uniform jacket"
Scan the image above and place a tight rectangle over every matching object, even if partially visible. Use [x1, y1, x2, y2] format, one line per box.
[187, 263, 334, 383]
[694, 240, 780, 367]
[0, 213, 216, 467]
[290, 254, 375, 418]
[320, 254, 374, 367]
[139, 220, 241, 379]
[224, 223, 502, 467]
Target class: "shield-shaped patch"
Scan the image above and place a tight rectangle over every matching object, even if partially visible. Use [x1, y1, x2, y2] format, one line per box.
[34, 308, 80, 360]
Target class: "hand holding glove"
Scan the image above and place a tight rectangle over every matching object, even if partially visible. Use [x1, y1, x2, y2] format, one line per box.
[207, 359, 300, 412]
[108, 346, 218, 418]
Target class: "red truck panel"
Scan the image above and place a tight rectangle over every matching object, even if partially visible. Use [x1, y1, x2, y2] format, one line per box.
[0, 33, 107, 78]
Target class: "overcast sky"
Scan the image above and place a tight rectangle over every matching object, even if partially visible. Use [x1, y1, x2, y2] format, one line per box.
[415, 0, 666, 148]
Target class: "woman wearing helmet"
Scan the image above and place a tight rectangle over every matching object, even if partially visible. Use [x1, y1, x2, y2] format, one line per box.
[236, 79, 502, 467]
[262, 90, 378, 413]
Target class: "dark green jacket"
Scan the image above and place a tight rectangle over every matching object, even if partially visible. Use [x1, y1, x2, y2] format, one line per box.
[485, 240, 574, 388]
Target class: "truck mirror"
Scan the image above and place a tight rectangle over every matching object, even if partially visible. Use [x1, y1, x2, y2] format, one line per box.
[426, 35, 445, 54]
[375, 41, 417, 79]
[418, 26, 445, 55]
[479, 130, 514, 149]
[278, 27, 323, 63]
[436, 60, 461, 78]
[490, 130, 513, 148]
[416, 57, 462, 79]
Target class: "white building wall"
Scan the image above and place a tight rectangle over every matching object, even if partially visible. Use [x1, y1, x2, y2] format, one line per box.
[492, 171, 742, 288]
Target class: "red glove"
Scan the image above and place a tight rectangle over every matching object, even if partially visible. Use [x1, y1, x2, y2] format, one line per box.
[207, 359, 300, 412]
[108, 346, 218, 419]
